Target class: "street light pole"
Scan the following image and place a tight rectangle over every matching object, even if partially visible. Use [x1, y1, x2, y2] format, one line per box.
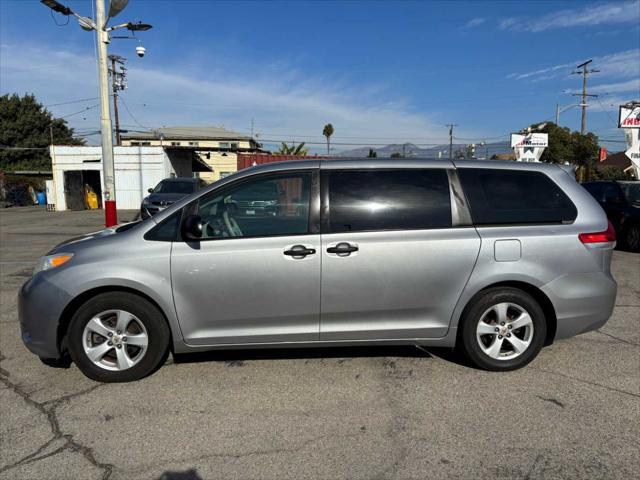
[40, 0, 152, 227]
[95, 0, 118, 227]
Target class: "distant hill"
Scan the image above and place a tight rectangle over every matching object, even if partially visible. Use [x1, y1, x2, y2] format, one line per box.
[338, 141, 511, 159]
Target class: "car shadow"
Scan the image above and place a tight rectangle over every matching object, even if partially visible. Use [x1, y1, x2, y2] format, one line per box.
[157, 469, 202, 480]
[171, 344, 472, 368]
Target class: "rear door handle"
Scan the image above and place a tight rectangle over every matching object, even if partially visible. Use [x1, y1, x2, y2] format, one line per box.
[284, 245, 316, 257]
[326, 242, 359, 255]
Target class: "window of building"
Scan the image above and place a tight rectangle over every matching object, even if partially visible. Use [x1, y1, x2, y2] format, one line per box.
[130, 141, 152, 146]
[230, 142, 239, 151]
[171, 141, 181, 146]
[188, 141, 199, 147]
[219, 142, 230, 149]
[326, 169, 452, 233]
[195, 173, 311, 239]
[458, 168, 577, 225]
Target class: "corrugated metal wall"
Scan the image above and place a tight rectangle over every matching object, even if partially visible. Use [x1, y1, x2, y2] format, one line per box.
[237, 154, 326, 171]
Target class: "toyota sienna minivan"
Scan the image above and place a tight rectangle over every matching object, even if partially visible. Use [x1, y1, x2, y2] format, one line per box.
[20, 159, 617, 382]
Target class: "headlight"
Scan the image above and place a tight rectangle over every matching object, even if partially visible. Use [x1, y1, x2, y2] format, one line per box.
[33, 253, 74, 275]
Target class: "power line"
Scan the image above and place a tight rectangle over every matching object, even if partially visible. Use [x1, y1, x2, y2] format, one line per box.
[59, 104, 100, 119]
[46, 97, 99, 107]
[119, 96, 149, 130]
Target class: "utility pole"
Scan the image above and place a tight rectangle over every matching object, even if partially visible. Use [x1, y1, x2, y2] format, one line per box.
[109, 55, 127, 147]
[447, 124, 457, 160]
[571, 59, 599, 181]
[39, 0, 152, 227]
[94, 0, 118, 226]
[572, 59, 599, 135]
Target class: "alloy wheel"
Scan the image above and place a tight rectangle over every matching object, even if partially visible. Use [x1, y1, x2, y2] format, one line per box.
[82, 309, 149, 371]
[476, 302, 534, 361]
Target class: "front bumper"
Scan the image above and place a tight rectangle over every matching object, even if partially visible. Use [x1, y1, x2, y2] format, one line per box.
[542, 271, 618, 340]
[19, 273, 72, 360]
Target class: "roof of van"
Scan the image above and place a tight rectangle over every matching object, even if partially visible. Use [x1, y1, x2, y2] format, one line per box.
[242, 157, 565, 173]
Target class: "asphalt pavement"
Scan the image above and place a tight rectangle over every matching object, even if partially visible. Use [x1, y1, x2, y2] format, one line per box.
[1, 206, 638, 480]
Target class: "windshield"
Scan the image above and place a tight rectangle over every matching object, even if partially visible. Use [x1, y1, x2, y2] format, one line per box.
[154, 180, 195, 194]
[621, 183, 640, 205]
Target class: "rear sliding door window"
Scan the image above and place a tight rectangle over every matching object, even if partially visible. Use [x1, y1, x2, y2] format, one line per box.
[326, 169, 451, 233]
[458, 169, 577, 225]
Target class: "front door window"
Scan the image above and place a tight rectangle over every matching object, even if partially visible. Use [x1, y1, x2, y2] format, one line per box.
[195, 173, 311, 239]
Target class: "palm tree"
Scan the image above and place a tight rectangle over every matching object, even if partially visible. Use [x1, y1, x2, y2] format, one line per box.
[275, 142, 308, 156]
[322, 123, 334, 155]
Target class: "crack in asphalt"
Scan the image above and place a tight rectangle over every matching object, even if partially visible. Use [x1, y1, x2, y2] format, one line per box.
[369, 358, 415, 480]
[595, 329, 640, 347]
[0, 354, 113, 479]
[132, 432, 363, 473]
[530, 367, 640, 399]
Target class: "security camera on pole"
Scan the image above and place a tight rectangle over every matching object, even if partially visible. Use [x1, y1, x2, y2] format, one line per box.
[40, 0, 152, 227]
[619, 101, 640, 179]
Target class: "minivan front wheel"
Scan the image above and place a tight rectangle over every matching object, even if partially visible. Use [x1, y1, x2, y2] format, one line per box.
[459, 288, 546, 371]
[67, 292, 170, 382]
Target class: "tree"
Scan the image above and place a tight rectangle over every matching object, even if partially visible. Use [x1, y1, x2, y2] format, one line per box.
[527, 122, 598, 167]
[275, 142, 308, 156]
[367, 148, 377, 158]
[591, 166, 633, 181]
[0, 93, 84, 171]
[322, 123, 334, 155]
[390, 152, 402, 158]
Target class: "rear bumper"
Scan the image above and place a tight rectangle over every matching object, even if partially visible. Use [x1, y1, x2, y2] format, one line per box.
[19, 273, 72, 360]
[542, 271, 617, 341]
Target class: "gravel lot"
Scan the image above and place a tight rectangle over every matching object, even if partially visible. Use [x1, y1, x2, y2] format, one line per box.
[1, 207, 638, 480]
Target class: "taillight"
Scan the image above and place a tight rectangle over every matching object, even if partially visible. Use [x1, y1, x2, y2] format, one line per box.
[579, 221, 616, 244]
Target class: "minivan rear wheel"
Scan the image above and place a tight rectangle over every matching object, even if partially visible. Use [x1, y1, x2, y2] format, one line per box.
[459, 287, 546, 371]
[67, 292, 170, 382]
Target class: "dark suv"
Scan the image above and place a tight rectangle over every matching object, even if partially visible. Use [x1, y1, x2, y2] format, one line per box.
[141, 178, 208, 219]
[583, 180, 640, 251]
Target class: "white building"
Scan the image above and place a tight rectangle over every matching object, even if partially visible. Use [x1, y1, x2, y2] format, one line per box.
[49, 145, 210, 211]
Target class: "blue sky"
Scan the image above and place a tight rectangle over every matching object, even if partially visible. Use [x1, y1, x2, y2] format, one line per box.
[1, 0, 639, 153]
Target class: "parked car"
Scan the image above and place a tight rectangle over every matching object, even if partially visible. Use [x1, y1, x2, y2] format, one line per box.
[140, 177, 207, 219]
[582, 180, 640, 252]
[20, 159, 617, 382]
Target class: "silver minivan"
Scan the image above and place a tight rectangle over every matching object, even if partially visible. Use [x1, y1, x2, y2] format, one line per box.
[20, 159, 617, 382]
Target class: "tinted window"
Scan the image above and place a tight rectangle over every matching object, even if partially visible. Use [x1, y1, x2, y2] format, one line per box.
[145, 211, 181, 241]
[196, 173, 311, 239]
[458, 169, 577, 225]
[154, 180, 195, 194]
[621, 183, 640, 204]
[327, 169, 452, 233]
[582, 182, 602, 200]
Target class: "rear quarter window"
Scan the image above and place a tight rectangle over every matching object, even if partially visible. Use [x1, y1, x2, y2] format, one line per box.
[458, 168, 577, 225]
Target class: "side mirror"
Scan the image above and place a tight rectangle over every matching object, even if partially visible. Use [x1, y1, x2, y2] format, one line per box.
[147, 188, 154, 193]
[181, 214, 203, 241]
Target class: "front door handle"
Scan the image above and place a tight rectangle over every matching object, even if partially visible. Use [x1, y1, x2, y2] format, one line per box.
[284, 245, 316, 258]
[326, 242, 359, 255]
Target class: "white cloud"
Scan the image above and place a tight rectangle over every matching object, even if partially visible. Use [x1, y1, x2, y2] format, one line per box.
[0, 43, 463, 151]
[463, 17, 485, 28]
[508, 49, 640, 82]
[499, 1, 640, 32]
[579, 78, 640, 94]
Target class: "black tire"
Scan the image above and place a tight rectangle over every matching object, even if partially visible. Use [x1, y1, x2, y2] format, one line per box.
[624, 224, 640, 252]
[67, 292, 170, 382]
[458, 287, 546, 371]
